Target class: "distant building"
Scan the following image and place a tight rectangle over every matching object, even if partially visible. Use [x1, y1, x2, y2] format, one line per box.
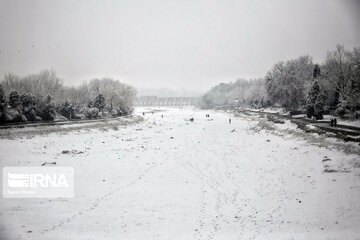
[135, 96, 199, 106]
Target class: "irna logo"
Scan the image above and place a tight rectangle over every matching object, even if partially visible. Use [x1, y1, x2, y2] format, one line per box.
[3, 167, 74, 198]
[8, 173, 69, 188]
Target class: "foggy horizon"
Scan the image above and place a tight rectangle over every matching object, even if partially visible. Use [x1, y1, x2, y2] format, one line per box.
[1, 0, 359, 92]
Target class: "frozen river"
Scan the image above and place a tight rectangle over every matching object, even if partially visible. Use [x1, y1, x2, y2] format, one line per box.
[1, 107, 360, 240]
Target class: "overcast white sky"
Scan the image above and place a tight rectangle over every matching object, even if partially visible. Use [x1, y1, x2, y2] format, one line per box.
[0, 0, 359, 92]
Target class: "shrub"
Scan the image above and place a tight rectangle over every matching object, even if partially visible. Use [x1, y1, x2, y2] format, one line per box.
[21, 94, 38, 121]
[59, 100, 74, 119]
[81, 107, 99, 119]
[94, 94, 106, 112]
[36, 95, 56, 121]
[5, 108, 26, 122]
[72, 113, 82, 119]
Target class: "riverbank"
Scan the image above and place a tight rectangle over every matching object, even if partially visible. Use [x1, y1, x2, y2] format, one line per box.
[0, 107, 359, 239]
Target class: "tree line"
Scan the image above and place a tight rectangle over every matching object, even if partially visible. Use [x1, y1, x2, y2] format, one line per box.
[200, 44, 360, 119]
[0, 70, 137, 123]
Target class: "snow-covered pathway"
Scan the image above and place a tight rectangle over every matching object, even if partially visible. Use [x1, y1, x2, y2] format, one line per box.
[0, 107, 359, 240]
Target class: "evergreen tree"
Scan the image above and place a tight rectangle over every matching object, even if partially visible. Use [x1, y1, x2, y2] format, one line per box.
[306, 80, 325, 119]
[314, 92, 326, 120]
[21, 94, 37, 121]
[38, 95, 56, 121]
[94, 94, 106, 112]
[59, 100, 74, 119]
[20, 94, 35, 108]
[335, 97, 347, 117]
[0, 85, 7, 122]
[313, 64, 321, 78]
[9, 90, 21, 108]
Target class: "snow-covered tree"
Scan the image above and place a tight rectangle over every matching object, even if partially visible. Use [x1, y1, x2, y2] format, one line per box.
[94, 94, 106, 113]
[0, 84, 7, 122]
[20, 94, 39, 121]
[86, 78, 136, 114]
[314, 92, 326, 120]
[2, 70, 63, 105]
[37, 95, 56, 121]
[306, 80, 325, 120]
[199, 79, 263, 109]
[59, 100, 74, 119]
[348, 47, 360, 118]
[323, 45, 352, 106]
[0, 70, 137, 122]
[266, 56, 313, 110]
[323, 45, 360, 118]
[9, 91, 21, 109]
[313, 64, 321, 78]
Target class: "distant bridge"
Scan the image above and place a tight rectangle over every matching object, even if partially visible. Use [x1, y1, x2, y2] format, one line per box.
[135, 96, 199, 106]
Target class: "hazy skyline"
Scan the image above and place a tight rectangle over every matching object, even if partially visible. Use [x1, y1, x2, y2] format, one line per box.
[0, 0, 359, 92]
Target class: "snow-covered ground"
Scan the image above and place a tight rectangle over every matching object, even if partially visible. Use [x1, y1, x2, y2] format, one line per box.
[0, 107, 360, 240]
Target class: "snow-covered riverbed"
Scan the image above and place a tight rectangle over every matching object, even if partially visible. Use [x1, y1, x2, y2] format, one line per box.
[1, 107, 359, 240]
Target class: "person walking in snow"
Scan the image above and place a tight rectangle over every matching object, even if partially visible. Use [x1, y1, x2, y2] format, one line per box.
[229, 118, 231, 124]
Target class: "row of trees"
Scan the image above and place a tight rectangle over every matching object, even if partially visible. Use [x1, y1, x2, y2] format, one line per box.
[266, 45, 360, 119]
[0, 70, 137, 123]
[200, 79, 269, 109]
[200, 44, 360, 119]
